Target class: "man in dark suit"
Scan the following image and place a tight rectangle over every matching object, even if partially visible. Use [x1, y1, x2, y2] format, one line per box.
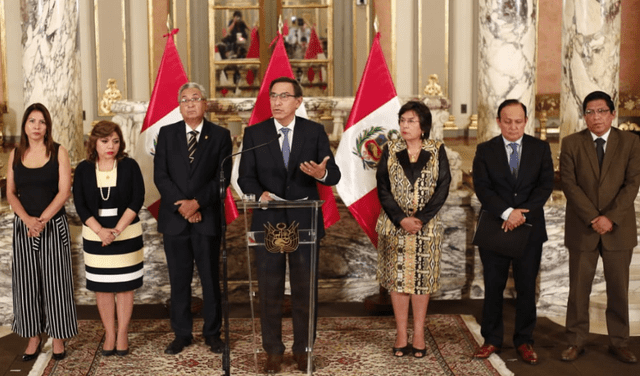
[560, 91, 640, 363]
[154, 82, 232, 355]
[238, 77, 340, 373]
[472, 99, 554, 365]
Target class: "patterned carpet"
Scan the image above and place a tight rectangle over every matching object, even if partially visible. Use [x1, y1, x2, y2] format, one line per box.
[36, 315, 511, 376]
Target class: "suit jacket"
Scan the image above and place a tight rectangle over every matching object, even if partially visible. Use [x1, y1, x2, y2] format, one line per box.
[154, 119, 232, 236]
[73, 157, 144, 226]
[561, 127, 640, 251]
[237, 117, 341, 238]
[472, 134, 554, 244]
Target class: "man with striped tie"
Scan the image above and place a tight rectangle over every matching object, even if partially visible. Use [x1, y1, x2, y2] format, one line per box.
[154, 82, 232, 355]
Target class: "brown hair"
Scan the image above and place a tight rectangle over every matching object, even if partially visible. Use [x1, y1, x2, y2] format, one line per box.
[14, 103, 55, 167]
[86, 121, 127, 163]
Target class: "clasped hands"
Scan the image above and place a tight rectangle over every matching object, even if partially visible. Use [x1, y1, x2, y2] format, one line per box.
[25, 216, 46, 238]
[175, 199, 202, 224]
[401, 217, 423, 235]
[591, 215, 613, 235]
[502, 208, 529, 232]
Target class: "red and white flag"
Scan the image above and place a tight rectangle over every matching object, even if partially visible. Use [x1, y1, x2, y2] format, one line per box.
[334, 33, 401, 247]
[231, 33, 340, 229]
[136, 29, 238, 224]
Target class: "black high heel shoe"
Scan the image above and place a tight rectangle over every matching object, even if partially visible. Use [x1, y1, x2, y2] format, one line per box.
[22, 340, 42, 362]
[412, 346, 426, 358]
[392, 344, 412, 357]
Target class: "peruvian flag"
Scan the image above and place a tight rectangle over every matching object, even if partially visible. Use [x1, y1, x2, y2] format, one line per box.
[231, 33, 340, 229]
[334, 32, 401, 247]
[246, 27, 260, 58]
[135, 29, 238, 224]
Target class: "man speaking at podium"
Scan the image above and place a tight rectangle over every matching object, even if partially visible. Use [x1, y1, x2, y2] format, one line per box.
[239, 76, 341, 373]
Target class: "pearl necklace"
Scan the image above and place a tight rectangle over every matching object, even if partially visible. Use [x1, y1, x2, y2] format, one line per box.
[97, 160, 117, 201]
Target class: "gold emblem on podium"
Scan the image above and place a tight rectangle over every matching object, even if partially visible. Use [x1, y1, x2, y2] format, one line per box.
[264, 222, 299, 253]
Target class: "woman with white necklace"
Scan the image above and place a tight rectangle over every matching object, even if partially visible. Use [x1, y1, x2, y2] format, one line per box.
[73, 121, 145, 357]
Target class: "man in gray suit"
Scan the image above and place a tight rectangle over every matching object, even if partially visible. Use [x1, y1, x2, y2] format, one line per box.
[560, 91, 640, 363]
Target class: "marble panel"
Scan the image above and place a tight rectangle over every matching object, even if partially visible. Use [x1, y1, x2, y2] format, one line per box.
[21, 0, 84, 163]
[477, 0, 538, 143]
[560, 0, 621, 138]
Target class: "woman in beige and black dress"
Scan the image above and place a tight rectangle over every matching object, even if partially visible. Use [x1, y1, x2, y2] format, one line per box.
[376, 100, 451, 358]
[73, 121, 144, 356]
[7, 103, 77, 361]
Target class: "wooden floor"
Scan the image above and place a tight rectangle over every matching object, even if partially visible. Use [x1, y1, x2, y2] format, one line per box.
[2, 299, 639, 376]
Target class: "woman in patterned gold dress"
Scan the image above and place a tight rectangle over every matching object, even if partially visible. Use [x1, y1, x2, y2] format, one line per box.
[376, 101, 451, 358]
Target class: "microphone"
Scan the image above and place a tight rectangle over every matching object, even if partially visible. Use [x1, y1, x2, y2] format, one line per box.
[219, 133, 282, 182]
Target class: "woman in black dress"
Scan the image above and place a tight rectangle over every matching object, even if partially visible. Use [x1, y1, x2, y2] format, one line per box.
[73, 121, 144, 356]
[7, 103, 77, 361]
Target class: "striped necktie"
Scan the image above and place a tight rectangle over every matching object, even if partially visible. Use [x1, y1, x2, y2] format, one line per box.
[188, 130, 199, 163]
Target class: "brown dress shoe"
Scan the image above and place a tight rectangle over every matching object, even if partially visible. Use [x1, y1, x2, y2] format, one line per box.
[264, 353, 283, 374]
[561, 345, 584, 361]
[609, 346, 638, 363]
[473, 344, 500, 359]
[293, 352, 315, 372]
[517, 344, 538, 365]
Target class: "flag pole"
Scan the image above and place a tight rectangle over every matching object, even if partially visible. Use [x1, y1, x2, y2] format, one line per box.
[220, 167, 231, 376]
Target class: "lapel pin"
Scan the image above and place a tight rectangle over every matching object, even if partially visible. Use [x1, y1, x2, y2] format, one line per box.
[205, 135, 209, 140]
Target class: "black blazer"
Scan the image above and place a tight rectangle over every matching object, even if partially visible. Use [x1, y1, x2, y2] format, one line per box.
[154, 119, 232, 236]
[73, 157, 144, 226]
[472, 134, 554, 244]
[238, 117, 341, 238]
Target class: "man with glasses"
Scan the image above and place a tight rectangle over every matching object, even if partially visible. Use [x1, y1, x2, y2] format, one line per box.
[560, 91, 640, 363]
[154, 82, 232, 355]
[239, 76, 341, 373]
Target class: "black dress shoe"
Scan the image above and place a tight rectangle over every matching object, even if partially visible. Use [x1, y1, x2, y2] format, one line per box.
[205, 336, 224, 354]
[164, 337, 192, 355]
[293, 352, 314, 372]
[101, 348, 116, 357]
[264, 353, 283, 374]
[116, 348, 129, 357]
[52, 351, 66, 361]
[22, 341, 42, 362]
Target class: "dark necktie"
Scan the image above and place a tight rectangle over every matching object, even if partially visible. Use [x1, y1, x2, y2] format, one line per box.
[188, 130, 199, 164]
[508, 142, 519, 178]
[595, 138, 605, 168]
[281, 127, 291, 168]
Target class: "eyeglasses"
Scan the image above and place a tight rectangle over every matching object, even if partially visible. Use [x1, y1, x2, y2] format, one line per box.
[180, 97, 205, 104]
[399, 118, 419, 125]
[269, 92, 297, 101]
[584, 108, 610, 116]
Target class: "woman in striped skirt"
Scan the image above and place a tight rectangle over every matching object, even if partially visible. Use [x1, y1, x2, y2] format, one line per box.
[7, 103, 78, 361]
[73, 121, 144, 356]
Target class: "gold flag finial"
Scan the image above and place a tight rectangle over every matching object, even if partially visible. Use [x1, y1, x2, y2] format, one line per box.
[166, 14, 172, 33]
[374, 15, 379, 33]
[278, 15, 283, 34]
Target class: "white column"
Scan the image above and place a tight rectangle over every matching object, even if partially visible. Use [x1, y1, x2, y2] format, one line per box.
[477, 0, 538, 143]
[560, 0, 621, 139]
[21, 0, 84, 163]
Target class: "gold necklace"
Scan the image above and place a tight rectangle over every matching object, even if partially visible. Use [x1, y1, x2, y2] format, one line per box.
[408, 148, 420, 162]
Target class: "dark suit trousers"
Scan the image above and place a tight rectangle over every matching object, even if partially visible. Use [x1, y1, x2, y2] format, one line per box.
[479, 241, 542, 348]
[255, 242, 319, 355]
[566, 243, 632, 347]
[163, 229, 222, 340]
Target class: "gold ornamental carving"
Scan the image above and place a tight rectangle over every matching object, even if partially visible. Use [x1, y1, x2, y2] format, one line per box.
[264, 222, 300, 254]
[444, 115, 457, 130]
[468, 114, 478, 130]
[423, 74, 443, 97]
[99, 78, 123, 116]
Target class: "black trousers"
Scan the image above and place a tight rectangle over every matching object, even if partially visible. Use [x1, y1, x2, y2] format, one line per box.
[255, 242, 319, 354]
[479, 241, 542, 348]
[163, 230, 221, 340]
